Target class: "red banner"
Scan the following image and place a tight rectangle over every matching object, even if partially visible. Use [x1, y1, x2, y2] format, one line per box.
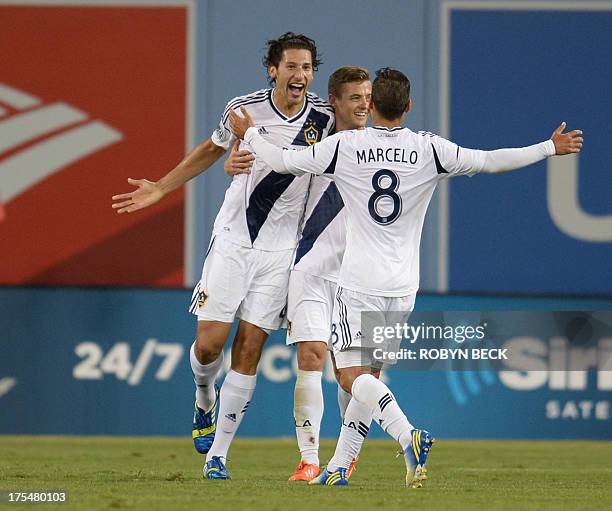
[0, 4, 189, 287]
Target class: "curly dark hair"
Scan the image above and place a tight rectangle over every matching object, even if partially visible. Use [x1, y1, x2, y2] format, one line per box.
[372, 67, 411, 120]
[263, 32, 321, 84]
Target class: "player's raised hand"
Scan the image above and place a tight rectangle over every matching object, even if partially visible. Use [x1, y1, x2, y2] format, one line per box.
[111, 178, 164, 214]
[229, 106, 255, 140]
[550, 122, 583, 155]
[224, 140, 255, 176]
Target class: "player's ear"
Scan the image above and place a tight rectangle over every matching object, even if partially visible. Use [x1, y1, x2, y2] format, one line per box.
[268, 65, 278, 81]
[405, 99, 412, 113]
[329, 94, 337, 108]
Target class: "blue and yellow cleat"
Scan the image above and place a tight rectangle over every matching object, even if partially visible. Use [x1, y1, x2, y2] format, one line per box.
[203, 456, 231, 480]
[404, 428, 435, 488]
[192, 384, 219, 454]
[308, 467, 348, 486]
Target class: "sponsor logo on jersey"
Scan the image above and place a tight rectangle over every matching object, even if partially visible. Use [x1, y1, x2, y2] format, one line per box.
[258, 126, 269, 135]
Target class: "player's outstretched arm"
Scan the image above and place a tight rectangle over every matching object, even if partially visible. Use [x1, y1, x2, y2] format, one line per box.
[111, 138, 226, 213]
[224, 140, 255, 176]
[452, 122, 584, 176]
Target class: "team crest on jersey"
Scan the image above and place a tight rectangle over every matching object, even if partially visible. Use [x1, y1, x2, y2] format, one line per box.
[304, 123, 319, 145]
[292, 109, 330, 146]
[197, 289, 208, 309]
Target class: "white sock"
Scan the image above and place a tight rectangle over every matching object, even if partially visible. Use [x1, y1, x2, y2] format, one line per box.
[190, 342, 224, 412]
[327, 397, 372, 471]
[337, 385, 352, 420]
[294, 369, 323, 466]
[351, 374, 414, 450]
[206, 370, 256, 462]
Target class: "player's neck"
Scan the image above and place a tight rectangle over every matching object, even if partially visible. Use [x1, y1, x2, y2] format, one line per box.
[372, 114, 403, 130]
[335, 120, 352, 132]
[271, 88, 305, 118]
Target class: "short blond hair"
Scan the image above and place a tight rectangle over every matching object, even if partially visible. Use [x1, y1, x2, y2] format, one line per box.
[328, 66, 370, 97]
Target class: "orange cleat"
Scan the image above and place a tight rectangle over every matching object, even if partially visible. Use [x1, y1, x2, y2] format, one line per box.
[346, 456, 359, 479]
[288, 460, 320, 481]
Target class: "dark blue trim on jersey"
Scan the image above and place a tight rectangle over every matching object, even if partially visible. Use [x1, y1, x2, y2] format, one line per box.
[291, 109, 331, 147]
[372, 126, 403, 132]
[222, 96, 269, 125]
[294, 182, 344, 266]
[336, 287, 352, 350]
[225, 90, 269, 112]
[245, 171, 296, 243]
[323, 140, 341, 174]
[268, 89, 309, 123]
[431, 144, 448, 174]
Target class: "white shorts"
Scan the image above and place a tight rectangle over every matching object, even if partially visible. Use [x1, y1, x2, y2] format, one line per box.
[286, 270, 336, 345]
[331, 286, 416, 368]
[334, 348, 387, 370]
[189, 236, 293, 331]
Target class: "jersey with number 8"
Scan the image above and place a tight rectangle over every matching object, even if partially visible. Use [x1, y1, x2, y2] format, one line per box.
[269, 126, 480, 297]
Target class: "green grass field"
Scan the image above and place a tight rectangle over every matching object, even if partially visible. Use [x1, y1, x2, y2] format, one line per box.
[1, 436, 611, 510]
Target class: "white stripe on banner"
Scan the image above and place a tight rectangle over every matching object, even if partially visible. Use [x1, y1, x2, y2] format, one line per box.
[0, 102, 88, 154]
[0, 83, 41, 109]
[0, 121, 123, 202]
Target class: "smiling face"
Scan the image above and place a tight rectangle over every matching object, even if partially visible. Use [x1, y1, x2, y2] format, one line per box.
[269, 48, 314, 116]
[330, 80, 372, 131]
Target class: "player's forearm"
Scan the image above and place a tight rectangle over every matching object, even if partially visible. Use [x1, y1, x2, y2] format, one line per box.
[473, 140, 555, 174]
[244, 127, 296, 175]
[156, 138, 226, 195]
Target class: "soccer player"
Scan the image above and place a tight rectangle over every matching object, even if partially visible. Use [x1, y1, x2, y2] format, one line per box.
[228, 67, 583, 487]
[287, 67, 372, 481]
[111, 32, 334, 480]
[225, 67, 376, 482]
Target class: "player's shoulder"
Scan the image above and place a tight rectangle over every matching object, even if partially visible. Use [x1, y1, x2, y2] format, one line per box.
[306, 91, 334, 114]
[223, 88, 271, 112]
[414, 129, 456, 152]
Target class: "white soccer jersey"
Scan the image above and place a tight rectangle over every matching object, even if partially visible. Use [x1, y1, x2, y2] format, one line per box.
[211, 89, 335, 251]
[245, 125, 555, 296]
[292, 175, 346, 282]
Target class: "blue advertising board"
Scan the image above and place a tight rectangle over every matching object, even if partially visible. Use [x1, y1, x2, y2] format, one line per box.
[1, 287, 611, 440]
[447, 6, 612, 294]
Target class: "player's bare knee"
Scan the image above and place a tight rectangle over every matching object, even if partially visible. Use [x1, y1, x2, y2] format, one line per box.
[297, 341, 327, 371]
[195, 321, 228, 364]
[194, 339, 223, 365]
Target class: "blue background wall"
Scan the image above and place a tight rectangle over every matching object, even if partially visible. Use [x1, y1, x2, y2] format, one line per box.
[2, 287, 611, 439]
